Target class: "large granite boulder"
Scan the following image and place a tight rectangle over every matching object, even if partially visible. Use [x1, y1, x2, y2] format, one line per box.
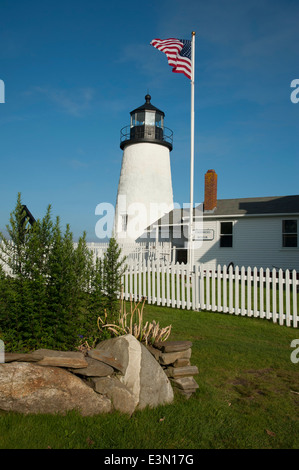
[92, 377, 136, 415]
[96, 334, 174, 410]
[0, 362, 112, 416]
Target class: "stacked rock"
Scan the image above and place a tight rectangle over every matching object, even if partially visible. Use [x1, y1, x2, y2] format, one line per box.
[147, 340, 199, 398]
[0, 335, 174, 416]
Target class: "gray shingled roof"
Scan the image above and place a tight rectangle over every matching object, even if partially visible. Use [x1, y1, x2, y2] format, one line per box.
[206, 195, 299, 216]
[150, 195, 299, 229]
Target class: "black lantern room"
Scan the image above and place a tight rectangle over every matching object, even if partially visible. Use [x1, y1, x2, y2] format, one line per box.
[120, 94, 173, 151]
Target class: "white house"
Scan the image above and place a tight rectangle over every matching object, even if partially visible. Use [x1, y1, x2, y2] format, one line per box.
[150, 169, 299, 271]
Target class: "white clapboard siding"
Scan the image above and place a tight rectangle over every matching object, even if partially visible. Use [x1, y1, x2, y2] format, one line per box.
[192, 217, 299, 272]
[122, 262, 299, 328]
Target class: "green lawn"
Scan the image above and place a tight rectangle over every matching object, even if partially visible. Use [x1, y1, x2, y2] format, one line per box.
[0, 304, 298, 449]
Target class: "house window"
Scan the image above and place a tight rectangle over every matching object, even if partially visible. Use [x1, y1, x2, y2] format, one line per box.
[121, 214, 128, 232]
[282, 220, 297, 247]
[220, 222, 233, 247]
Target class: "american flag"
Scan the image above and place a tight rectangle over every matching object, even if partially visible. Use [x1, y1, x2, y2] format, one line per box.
[150, 38, 192, 80]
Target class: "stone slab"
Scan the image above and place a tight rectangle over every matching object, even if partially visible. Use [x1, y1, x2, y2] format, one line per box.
[173, 358, 191, 367]
[170, 376, 199, 391]
[4, 353, 44, 363]
[159, 348, 192, 366]
[69, 357, 114, 377]
[145, 344, 161, 361]
[153, 340, 192, 353]
[88, 349, 124, 373]
[165, 365, 199, 378]
[175, 389, 196, 399]
[31, 349, 88, 368]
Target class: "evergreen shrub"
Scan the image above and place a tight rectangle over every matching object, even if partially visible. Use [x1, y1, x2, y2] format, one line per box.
[0, 194, 126, 352]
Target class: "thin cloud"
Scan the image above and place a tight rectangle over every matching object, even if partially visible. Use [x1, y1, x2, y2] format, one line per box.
[28, 86, 96, 117]
[116, 42, 164, 77]
[68, 159, 89, 169]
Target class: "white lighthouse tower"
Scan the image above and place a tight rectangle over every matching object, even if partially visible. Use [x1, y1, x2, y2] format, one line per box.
[114, 94, 174, 244]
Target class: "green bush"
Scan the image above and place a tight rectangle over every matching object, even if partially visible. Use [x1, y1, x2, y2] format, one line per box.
[0, 193, 126, 352]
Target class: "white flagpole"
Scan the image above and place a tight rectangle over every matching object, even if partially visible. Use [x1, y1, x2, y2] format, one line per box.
[188, 31, 195, 269]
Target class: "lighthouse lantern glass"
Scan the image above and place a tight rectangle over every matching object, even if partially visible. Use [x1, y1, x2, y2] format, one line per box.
[134, 112, 145, 126]
[155, 112, 163, 128]
[145, 110, 155, 126]
[121, 95, 172, 150]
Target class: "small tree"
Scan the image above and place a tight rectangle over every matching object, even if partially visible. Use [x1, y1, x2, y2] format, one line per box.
[0, 193, 32, 276]
[88, 256, 105, 326]
[0, 194, 40, 348]
[102, 237, 126, 323]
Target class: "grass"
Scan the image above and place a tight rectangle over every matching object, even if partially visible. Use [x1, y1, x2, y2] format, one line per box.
[0, 303, 299, 449]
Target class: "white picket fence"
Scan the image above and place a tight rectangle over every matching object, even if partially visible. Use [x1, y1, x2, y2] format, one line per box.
[86, 241, 173, 264]
[122, 262, 299, 328]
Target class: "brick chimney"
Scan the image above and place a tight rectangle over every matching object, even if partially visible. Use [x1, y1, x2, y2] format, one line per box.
[204, 169, 217, 212]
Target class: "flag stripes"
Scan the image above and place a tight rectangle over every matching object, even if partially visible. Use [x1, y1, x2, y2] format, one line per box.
[150, 38, 192, 79]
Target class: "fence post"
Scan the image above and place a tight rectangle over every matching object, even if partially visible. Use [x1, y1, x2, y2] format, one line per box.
[157, 261, 161, 306]
[138, 259, 142, 300]
[192, 265, 197, 311]
[272, 268, 277, 323]
[194, 264, 200, 311]
[229, 264, 234, 314]
[235, 265, 239, 315]
[171, 263, 176, 308]
[186, 265, 192, 310]
[223, 265, 228, 313]
[285, 269, 291, 327]
[206, 269, 210, 311]
[161, 263, 166, 307]
[259, 267, 264, 319]
[247, 266, 252, 317]
[265, 268, 271, 320]
[211, 268, 216, 311]
[241, 266, 246, 316]
[217, 265, 222, 312]
[152, 260, 156, 305]
[134, 263, 138, 302]
[123, 269, 128, 300]
[279, 269, 284, 326]
[166, 263, 171, 307]
[253, 267, 258, 317]
[292, 270, 298, 328]
[176, 263, 181, 309]
[181, 263, 186, 310]
[142, 260, 147, 299]
[147, 260, 152, 305]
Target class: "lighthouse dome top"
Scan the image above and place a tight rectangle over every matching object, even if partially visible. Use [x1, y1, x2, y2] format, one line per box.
[120, 94, 173, 151]
[130, 94, 165, 117]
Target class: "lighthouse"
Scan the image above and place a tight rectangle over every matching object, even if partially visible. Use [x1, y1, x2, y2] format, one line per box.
[114, 94, 174, 243]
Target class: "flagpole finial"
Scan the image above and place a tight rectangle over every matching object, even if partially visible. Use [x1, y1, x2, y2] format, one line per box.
[192, 31, 195, 36]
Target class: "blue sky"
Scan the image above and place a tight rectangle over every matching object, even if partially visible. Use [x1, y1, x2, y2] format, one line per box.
[0, 0, 298, 241]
